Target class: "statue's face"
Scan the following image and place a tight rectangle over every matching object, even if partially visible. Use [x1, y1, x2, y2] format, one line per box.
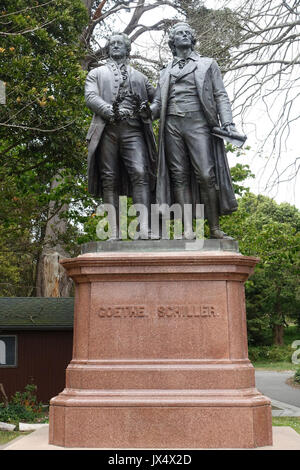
[172, 25, 193, 50]
[109, 35, 127, 60]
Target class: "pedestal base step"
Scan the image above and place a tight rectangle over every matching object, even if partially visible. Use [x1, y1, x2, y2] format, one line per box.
[49, 389, 273, 448]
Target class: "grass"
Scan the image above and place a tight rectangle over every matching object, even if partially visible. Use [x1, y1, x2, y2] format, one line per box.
[253, 361, 299, 371]
[250, 324, 300, 371]
[0, 430, 24, 445]
[272, 417, 300, 435]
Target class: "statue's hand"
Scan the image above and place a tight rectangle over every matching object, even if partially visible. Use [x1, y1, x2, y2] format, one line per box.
[139, 109, 149, 120]
[118, 108, 132, 119]
[223, 123, 237, 136]
[102, 105, 115, 121]
[139, 101, 151, 120]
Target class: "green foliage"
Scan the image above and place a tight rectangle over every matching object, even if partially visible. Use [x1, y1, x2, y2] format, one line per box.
[284, 326, 300, 346]
[294, 368, 300, 385]
[221, 193, 300, 345]
[272, 417, 300, 434]
[227, 143, 254, 196]
[0, 403, 37, 425]
[0, 384, 46, 425]
[178, 1, 242, 70]
[0, 430, 23, 445]
[10, 384, 42, 412]
[0, 173, 46, 295]
[0, 0, 93, 295]
[248, 345, 293, 363]
[76, 197, 140, 243]
[230, 162, 254, 196]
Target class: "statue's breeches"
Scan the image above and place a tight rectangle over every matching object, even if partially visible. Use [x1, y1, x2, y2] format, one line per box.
[165, 113, 216, 189]
[96, 119, 149, 190]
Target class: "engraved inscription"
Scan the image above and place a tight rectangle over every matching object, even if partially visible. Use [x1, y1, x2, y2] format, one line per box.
[157, 305, 219, 318]
[97, 305, 148, 318]
[96, 305, 220, 318]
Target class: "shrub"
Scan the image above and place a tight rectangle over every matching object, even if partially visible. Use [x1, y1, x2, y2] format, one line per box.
[294, 368, 300, 385]
[248, 345, 293, 363]
[10, 384, 42, 414]
[0, 384, 45, 425]
[0, 402, 37, 424]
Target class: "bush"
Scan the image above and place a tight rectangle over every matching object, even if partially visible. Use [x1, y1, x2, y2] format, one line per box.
[248, 345, 294, 363]
[283, 325, 300, 346]
[0, 402, 37, 424]
[294, 368, 300, 385]
[0, 384, 45, 426]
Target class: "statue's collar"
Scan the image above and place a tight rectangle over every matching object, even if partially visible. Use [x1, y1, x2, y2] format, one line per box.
[172, 51, 198, 66]
[108, 58, 129, 68]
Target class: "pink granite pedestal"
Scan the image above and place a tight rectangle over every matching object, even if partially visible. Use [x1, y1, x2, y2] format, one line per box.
[49, 250, 273, 448]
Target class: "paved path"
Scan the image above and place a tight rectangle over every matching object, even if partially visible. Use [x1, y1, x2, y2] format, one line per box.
[2, 371, 299, 450]
[255, 370, 300, 408]
[2, 425, 300, 450]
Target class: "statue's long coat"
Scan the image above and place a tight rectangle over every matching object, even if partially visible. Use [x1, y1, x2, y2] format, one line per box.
[151, 54, 238, 215]
[85, 61, 157, 198]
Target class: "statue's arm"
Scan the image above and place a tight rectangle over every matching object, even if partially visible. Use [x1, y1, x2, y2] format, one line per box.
[149, 83, 162, 120]
[211, 61, 234, 128]
[145, 78, 155, 103]
[85, 68, 114, 120]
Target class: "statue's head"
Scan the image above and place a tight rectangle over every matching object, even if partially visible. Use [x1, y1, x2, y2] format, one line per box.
[106, 32, 131, 60]
[168, 22, 196, 56]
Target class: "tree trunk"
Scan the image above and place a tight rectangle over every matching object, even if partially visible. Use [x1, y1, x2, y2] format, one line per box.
[272, 287, 284, 346]
[35, 175, 73, 297]
[0, 383, 8, 406]
[36, 249, 73, 297]
[36, 3, 92, 297]
[273, 324, 284, 346]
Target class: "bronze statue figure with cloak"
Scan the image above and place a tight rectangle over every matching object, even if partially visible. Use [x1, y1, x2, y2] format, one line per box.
[85, 32, 157, 238]
[150, 22, 241, 239]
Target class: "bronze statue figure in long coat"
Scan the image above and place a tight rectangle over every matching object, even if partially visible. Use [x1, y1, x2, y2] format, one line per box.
[85, 33, 157, 237]
[150, 23, 238, 239]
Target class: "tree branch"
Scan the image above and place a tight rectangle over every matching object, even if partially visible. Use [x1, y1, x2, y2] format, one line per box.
[0, 18, 57, 36]
[0, 121, 76, 133]
[228, 58, 300, 72]
[129, 18, 176, 43]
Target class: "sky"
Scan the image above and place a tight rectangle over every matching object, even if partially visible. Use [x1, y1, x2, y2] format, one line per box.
[103, 1, 300, 209]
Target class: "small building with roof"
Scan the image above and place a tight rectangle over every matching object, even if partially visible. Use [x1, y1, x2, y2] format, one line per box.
[0, 297, 74, 403]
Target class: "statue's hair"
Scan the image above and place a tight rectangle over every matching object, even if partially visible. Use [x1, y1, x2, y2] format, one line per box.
[105, 32, 132, 58]
[168, 22, 196, 56]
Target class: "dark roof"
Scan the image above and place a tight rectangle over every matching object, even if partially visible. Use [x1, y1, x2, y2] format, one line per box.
[0, 297, 74, 330]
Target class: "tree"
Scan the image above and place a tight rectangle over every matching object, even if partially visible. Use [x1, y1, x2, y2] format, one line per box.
[0, 0, 92, 296]
[174, 1, 242, 69]
[179, 0, 300, 189]
[80, 0, 180, 70]
[2, 0, 299, 297]
[0, 0, 183, 297]
[0, 167, 46, 296]
[220, 192, 300, 345]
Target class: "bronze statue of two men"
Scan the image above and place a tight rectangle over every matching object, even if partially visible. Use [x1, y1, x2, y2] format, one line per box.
[85, 23, 240, 240]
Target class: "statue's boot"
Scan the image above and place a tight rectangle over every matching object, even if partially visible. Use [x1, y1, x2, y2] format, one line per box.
[173, 186, 195, 240]
[132, 185, 154, 240]
[103, 188, 120, 239]
[205, 187, 234, 240]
